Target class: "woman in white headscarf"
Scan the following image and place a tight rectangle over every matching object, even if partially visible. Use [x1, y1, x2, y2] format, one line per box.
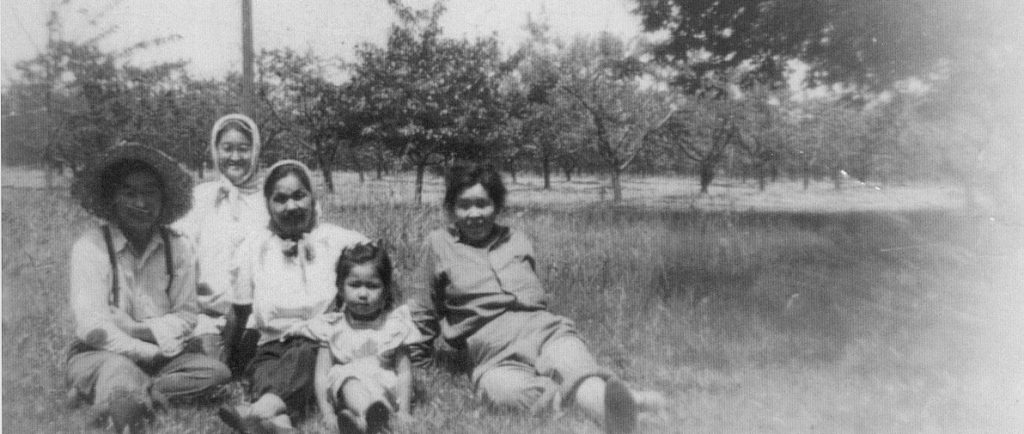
[218, 160, 369, 434]
[176, 114, 268, 365]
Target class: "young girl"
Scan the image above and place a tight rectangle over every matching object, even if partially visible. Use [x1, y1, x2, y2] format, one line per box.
[285, 241, 422, 434]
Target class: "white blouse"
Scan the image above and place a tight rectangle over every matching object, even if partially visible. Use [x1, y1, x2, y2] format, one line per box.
[175, 180, 268, 318]
[234, 223, 368, 345]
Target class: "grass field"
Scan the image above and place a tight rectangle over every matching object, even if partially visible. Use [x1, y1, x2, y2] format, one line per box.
[3, 169, 1023, 433]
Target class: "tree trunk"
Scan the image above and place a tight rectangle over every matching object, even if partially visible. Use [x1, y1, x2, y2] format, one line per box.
[317, 148, 335, 193]
[699, 161, 715, 194]
[758, 164, 766, 191]
[832, 168, 842, 191]
[542, 158, 551, 190]
[611, 168, 623, 202]
[349, 146, 364, 184]
[803, 162, 811, 191]
[414, 162, 426, 205]
[509, 162, 518, 184]
[45, 165, 55, 190]
[564, 164, 573, 182]
[375, 155, 384, 180]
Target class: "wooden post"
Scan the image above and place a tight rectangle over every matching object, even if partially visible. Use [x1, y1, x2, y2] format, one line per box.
[241, 0, 256, 117]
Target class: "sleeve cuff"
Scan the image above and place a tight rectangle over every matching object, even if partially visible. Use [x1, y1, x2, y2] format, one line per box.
[143, 317, 189, 357]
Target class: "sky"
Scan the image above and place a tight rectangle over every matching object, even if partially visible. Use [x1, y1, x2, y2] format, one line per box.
[1, 0, 644, 83]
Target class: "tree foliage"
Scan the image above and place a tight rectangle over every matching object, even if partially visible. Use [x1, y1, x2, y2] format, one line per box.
[348, 1, 511, 202]
[557, 33, 676, 201]
[634, 0, 1019, 92]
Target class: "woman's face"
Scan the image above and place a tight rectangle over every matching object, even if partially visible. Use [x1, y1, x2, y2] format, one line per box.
[216, 128, 253, 185]
[113, 170, 163, 235]
[452, 183, 497, 245]
[267, 173, 314, 238]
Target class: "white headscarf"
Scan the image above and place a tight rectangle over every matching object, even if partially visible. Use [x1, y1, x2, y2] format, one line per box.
[210, 113, 262, 195]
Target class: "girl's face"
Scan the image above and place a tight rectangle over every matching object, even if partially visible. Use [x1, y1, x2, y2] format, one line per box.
[216, 129, 253, 185]
[342, 263, 385, 317]
[268, 173, 314, 238]
[452, 183, 497, 245]
[113, 170, 164, 235]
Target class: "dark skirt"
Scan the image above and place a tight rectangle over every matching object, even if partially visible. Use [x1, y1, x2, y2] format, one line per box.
[247, 337, 319, 419]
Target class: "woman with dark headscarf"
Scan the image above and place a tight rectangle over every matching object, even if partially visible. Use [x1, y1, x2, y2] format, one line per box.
[218, 160, 369, 434]
[175, 114, 268, 364]
[67, 143, 230, 433]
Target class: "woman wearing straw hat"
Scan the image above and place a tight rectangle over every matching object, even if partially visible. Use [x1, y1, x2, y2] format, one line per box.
[218, 160, 369, 434]
[175, 114, 268, 370]
[66, 143, 231, 433]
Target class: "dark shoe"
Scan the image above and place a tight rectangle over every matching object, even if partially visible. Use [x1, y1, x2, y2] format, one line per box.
[604, 378, 637, 434]
[365, 401, 391, 434]
[108, 387, 151, 434]
[336, 408, 364, 434]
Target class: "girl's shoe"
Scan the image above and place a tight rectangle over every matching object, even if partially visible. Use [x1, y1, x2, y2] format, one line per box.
[365, 401, 391, 434]
[336, 408, 365, 434]
[603, 378, 637, 434]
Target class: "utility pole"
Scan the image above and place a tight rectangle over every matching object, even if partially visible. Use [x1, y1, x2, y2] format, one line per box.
[241, 0, 255, 117]
[44, 7, 59, 188]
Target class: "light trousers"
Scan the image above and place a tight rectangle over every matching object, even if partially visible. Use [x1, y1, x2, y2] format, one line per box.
[67, 350, 231, 413]
[469, 311, 612, 414]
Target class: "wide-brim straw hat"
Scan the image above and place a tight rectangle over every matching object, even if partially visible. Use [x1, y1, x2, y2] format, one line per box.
[72, 142, 194, 225]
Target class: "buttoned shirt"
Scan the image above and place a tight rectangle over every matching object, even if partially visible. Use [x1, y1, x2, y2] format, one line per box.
[408, 226, 548, 359]
[69, 224, 198, 362]
[174, 180, 268, 318]
[233, 223, 369, 345]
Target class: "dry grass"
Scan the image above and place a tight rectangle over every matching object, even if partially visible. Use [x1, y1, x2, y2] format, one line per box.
[3, 169, 1023, 433]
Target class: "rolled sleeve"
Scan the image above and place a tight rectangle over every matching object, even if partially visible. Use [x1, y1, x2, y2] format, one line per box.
[144, 238, 198, 356]
[408, 240, 442, 364]
[69, 232, 160, 362]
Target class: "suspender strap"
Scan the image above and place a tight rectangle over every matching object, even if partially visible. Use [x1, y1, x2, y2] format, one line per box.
[101, 225, 120, 307]
[160, 226, 174, 295]
[101, 225, 176, 306]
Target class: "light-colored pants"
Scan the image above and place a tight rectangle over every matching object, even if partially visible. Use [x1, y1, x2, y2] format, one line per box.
[469, 311, 611, 414]
[67, 350, 231, 413]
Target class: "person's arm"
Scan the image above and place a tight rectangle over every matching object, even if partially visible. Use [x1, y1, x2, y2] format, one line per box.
[111, 308, 156, 342]
[394, 346, 414, 417]
[142, 236, 199, 356]
[407, 240, 442, 366]
[224, 232, 260, 373]
[70, 233, 160, 362]
[315, 346, 339, 431]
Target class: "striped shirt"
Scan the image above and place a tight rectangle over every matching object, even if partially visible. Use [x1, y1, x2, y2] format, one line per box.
[408, 226, 549, 361]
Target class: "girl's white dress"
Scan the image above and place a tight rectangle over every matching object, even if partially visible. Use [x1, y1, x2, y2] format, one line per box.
[295, 304, 424, 407]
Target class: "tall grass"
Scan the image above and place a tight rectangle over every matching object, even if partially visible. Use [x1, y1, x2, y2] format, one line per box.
[3, 182, 1022, 433]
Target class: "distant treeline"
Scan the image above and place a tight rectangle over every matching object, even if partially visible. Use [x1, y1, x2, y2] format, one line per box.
[3, 0, 1019, 203]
